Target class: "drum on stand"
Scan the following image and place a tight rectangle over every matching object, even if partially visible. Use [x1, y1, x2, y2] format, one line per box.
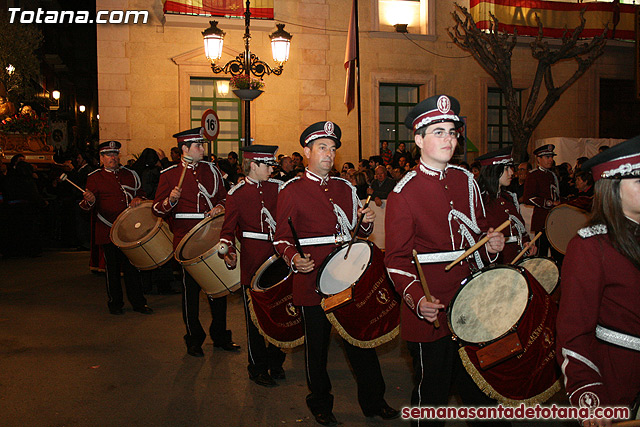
[110, 200, 174, 270]
[316, 239, 400, 348]
[516, 257, 559, 294]
[175, 214, 240, 298]
[448, 264, 560, 404]
[248, 255, 304, 348]
[545, 204, 590, 255]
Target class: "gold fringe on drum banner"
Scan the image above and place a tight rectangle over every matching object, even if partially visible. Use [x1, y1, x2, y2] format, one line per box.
[247, 289, 304, 349]
[458, 347, 561, 406]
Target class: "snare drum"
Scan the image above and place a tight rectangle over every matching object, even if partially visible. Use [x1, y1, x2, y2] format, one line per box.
[516, 257, 559, 294]
[449, 265, 560, 404]
[110, 201, 174, 270]
[175, 214, 241, 298]
[316, 239, 400, 348]
[545, 204, 590, 254]
[247, 255, 304, 348]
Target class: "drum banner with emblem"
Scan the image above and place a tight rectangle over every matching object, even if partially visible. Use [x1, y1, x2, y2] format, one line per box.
[247, 288, 304, 348]
[458, 270, 561, 405]
[322, 255, 400, 349]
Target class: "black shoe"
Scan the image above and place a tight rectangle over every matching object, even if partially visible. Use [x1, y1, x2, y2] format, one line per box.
[313, 412, 337, 426]
[250, 372, 278, 388]
[133, 305, 154, 314]
[214, 341, 240, 352]
[364, 404, 400, 420]
[109, 308, 124, 315]
[187, 345, 204, 357]
[270, 367, 286, 380]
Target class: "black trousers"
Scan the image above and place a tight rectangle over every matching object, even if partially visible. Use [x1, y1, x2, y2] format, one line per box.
[181, 268, 231, 348]
[537, 231, 564, 266]
[407, 337, 511, 427]
[241, 288, 285, 377]
[301, 305, 386, 416]
[102, 243, 147, 310]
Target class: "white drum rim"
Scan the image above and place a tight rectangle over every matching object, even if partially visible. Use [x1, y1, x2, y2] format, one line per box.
[174, 213, 225, 265]
[316, 239, 372, 296]
[251, 255, 292, 292]
[110, 200, 165, 249]
[448, 265, 530, 345]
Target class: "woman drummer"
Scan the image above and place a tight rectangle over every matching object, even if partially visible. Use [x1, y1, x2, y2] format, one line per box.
[557, 135, 640, 427]
[477, 147, 537, 263]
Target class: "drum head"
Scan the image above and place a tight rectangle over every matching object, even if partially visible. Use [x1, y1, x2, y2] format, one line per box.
[111, 201, 159, 246]
[517, 257, 559, 294]
[545, 205, 589, 254]
[252, 256, 291, 291]
[317, 241, 371, 296]
[178, 214, 224, 261]
[449, 266, 529, 344]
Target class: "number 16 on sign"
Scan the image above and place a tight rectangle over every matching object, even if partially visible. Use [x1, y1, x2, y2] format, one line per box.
[201, 109, 220, 141]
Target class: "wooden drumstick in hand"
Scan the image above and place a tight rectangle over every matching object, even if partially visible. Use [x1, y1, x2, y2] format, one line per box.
[59, 173, 86, 193]
[413, 249, 439, 328]
[444, 219, 511, 271]
[510, 231, 543, 265]
[177, 155, 193, 189]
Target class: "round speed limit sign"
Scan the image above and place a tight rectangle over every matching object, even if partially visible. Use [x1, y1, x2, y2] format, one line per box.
[201, 109, 220, 141]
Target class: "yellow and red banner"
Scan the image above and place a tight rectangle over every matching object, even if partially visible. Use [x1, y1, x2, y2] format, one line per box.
[163, 0, 274, 19]
[470, 0, 636, 41]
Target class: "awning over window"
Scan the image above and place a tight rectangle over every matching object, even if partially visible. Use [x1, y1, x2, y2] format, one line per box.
[163, 0, 274, 19]
[470, 0, 636, 41]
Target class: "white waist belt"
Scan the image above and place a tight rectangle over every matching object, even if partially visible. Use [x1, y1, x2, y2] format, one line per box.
[299, 235, 350, 246]
[416, 250, 465, 264]
[175, 213, 206, 219]
[242, 231, 270, 241]
[596, 325, 640, 352]
[505, 236, 519, 244]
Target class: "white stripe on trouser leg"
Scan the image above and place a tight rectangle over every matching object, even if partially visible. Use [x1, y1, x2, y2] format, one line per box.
[182, 267, 193, 337]
[243, 289, 257, 366]
[302, 307, 312, 386]
[104, 248, 113, 303]
[417, 342, 424, 427]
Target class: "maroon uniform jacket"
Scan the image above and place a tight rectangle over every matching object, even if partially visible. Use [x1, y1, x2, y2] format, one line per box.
[79, 166, 143, 245]
[484, 191, 530, 263]
[219, 177, 282, 288]
[522, 167, 560, 233]
[273, 169, 372, 306]
[384, 162, 491, 343]
[153, 161, 226, 248]
[557, 223, 640, 408]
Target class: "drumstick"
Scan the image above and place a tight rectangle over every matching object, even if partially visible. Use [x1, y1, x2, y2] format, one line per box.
[287, 217, 305, 259]
[444, 219, 511, 272]
[413, 249, 439, 328]
[59, 173, 86, 193]
[344, 195, 372, 260]
[177, 155, 193, 189]
[510, 231, 543, 265]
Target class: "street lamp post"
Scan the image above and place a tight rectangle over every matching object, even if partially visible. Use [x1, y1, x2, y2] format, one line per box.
[202, 0, 291, 149]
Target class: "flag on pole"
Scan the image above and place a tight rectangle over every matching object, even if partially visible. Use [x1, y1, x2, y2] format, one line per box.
[344, 0, 357, 114]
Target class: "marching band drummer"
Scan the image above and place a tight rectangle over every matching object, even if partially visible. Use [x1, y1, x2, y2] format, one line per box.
[477, 147, 537, 263]
[80, 140, 153, 316]
[153, 128, 239, 358]
[273, 122, 399, 426]
[383, 95, 508, 427]
[218, 145, 286, 388]
[557, 135, 640, 427]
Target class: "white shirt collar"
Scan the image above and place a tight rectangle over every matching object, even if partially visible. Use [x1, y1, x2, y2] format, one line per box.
[419, 160, 447, 180]
[305, 168, 329, 185]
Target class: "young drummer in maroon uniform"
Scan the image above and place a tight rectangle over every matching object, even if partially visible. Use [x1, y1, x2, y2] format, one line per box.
[477, 147, 536, 263]
[522, 144, 561, 259]
[153, 128, 239, 358]
[218, 144, 286, 388]
[80, 140, 152, 315]
[557, 135, 640, 427]
[383, 95, 507, 427]
[273, 121, 398, 426]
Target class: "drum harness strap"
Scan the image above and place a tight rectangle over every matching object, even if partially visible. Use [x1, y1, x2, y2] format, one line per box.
[595, 325, 640, 352]
[97, 167, 141, 228]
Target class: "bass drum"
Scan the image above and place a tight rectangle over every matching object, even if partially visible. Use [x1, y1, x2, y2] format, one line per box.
[316, 239, 400, 348]
[248, 255, 304, 348]
[175, 214, 240, 298]
[545, 204, 589, 254]
[110, 201, 174, 270]
[516, 257, 559, 294]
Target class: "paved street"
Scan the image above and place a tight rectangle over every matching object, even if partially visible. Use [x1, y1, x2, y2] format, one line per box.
[0, 251, 572, 426]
